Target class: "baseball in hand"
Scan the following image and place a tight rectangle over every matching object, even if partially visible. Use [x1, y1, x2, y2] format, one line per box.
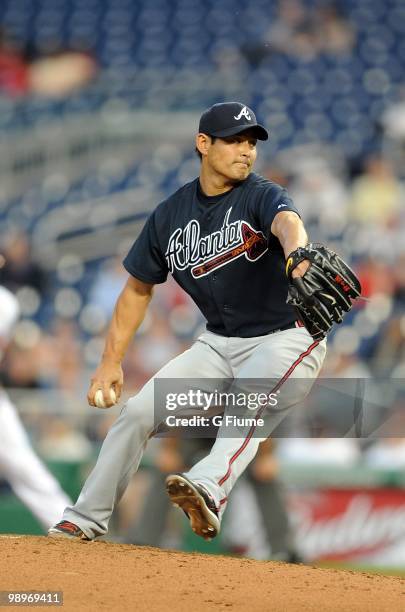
[94, 388, 117, 409]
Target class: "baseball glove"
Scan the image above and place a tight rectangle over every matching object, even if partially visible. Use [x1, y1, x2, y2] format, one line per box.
[286, 243, 361, 340]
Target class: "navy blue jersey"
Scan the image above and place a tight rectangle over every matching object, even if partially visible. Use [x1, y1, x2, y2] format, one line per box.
[123, 172, 300, 338]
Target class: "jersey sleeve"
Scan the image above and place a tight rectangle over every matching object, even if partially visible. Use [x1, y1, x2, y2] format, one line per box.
[256, 185, 300, 236]
[123, 210, 169, 284]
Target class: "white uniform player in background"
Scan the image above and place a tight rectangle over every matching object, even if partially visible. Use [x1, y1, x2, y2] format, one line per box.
[0, 285, 71, 530]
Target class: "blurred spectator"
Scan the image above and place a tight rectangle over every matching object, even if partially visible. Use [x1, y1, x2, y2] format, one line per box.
[372, 317, 405, 375]
[0, 27, 29, 96]
[88, 257, 127, 319]
[0, 230, 48, 295]
[315, 3, 355, 56]
[127, 313, 184, 385]
[122, 280, 198, 390]
[349, 157, 403, 227]
[241, 0, 319, 66]
[29, 48, 98, 98]
[382, 88, 405, 140]
[355, 256, 395, 299]
[261, 0, 354, 62]
[222, 439, 302, 562]
[85, 412, 119, 452]
[370, 257, 405, 371]
[1, 340, 42, 389]
[0, 26, 97, 98]
[213, 44, 248, 76]
[39, 318, 84, 391]
[266, 0, 315, 58]
[288, 163, 348, 231]
[38, 417, 93, 462]
[392, 254, 405, 311]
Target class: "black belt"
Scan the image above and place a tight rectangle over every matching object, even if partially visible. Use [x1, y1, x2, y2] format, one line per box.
[209, 321, 304, 338]
[267, 320, 303, 335]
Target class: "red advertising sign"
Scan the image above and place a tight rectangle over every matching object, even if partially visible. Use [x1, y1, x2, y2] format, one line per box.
[289, 489, 405, 565]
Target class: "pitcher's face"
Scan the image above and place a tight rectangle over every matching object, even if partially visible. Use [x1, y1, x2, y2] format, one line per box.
[198, 130, 258, 183]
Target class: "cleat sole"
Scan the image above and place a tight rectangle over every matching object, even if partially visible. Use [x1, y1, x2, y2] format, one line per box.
[166, 475, 220, 539]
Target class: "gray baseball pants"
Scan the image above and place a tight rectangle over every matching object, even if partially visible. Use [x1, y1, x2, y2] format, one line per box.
[63, 327, 326, 539]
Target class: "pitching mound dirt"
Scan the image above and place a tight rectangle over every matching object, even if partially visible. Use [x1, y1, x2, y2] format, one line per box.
[0, 536, 404, 611]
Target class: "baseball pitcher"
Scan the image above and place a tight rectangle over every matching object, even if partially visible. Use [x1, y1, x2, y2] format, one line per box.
[49, 102, 360, 541]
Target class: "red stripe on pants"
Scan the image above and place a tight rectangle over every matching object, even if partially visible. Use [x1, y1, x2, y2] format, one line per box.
[217, 339, 320, 487]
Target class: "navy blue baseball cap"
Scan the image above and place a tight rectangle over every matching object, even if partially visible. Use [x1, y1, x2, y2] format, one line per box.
[199, 102, 268, 141]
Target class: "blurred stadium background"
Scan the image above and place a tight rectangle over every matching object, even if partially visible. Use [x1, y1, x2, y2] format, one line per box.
[0, 0, 405, 571]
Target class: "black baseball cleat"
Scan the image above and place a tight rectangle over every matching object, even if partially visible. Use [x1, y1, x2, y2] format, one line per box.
[48, 520, 91, 541]
[165, 474, 220, 541]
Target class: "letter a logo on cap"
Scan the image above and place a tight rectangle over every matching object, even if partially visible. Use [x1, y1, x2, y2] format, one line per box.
[234, 106, 252, 121]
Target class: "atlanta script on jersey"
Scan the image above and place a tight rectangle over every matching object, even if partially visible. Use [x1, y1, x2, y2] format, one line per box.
[124, 172, 301, 337]
[165, 208, 268, 279]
